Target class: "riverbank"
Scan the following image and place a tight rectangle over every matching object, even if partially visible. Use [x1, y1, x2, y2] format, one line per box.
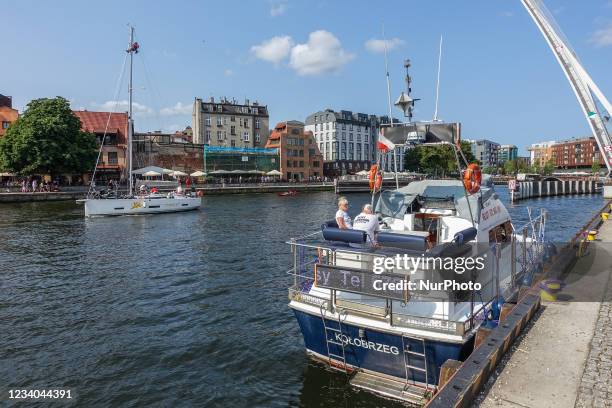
[477, 210, 612, 407]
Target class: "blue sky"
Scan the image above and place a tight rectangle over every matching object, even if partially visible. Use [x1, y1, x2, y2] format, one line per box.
[4, 0, 612, 154]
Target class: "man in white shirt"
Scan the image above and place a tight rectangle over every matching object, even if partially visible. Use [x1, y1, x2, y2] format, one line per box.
[353, 204, 380, 245]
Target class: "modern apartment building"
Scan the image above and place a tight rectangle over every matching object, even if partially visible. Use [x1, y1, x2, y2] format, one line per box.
[192, 97, 269, 148]
[549, 137, 605, 169]
[304, 109, 404, 176]
[466, 139, 501, 168]
[528, 141, 557, 167]
[498, 144, 518, 163]
[265, 121, 323, 181]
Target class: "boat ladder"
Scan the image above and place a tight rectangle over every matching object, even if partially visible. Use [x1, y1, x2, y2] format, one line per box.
[320, 301, 348, 374]
[402, 335, 430, 391]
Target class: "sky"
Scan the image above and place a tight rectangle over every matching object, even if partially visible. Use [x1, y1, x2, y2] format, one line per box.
[4, 0, 612, 155]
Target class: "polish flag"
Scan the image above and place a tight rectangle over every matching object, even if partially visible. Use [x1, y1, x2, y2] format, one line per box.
[377, 131, 395, 152]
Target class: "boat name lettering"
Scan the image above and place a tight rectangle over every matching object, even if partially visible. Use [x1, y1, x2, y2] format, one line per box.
[334, 333, 399, 355]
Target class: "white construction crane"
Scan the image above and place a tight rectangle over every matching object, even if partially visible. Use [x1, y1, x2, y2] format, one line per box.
[521, 0, 612, 176]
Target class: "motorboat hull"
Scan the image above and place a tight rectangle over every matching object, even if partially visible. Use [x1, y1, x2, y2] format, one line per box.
[292, 308, 474, 387]
[83, 196, 201, 217]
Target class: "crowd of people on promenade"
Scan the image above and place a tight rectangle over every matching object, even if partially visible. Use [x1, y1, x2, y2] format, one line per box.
[2, 178, 61, 193]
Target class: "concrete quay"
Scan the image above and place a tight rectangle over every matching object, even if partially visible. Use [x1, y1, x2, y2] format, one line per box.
[0, 191, 86, 203]
[476, 210, 612, 408]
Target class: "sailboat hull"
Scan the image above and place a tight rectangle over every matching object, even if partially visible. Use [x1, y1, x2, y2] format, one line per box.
[83, 196, 201, 217]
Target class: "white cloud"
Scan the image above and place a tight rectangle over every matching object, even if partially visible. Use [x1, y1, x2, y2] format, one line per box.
[289, 30, 354, 75]
[160, 102, 192, 116]
[364, 37, 405, 53]
[224, 69, 234, 77]
[270, 2, 288, 17]
[95, 100, 154, 115]
[590, 22, 612, 47]
[251, 35, 294, 64]
[500, 11, 514, 17]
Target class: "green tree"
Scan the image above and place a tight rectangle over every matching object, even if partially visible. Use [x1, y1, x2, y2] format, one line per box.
[504, 159, 518, 175]
[542, 159, 555, 175]
[0, 97, 97, 176]
[403, 140, 477, 177]
[591, 160, 601, 175]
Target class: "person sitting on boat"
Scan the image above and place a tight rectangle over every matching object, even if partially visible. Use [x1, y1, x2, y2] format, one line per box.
[335, 197, 352, 229]
[176, 180, 184, 195]
[151, 187, 159, 194]
[139, 184, 148, 195]
[353, 204, 380, 246]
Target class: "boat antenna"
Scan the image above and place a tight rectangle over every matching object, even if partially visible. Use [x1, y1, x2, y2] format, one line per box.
[433, 35, 443, 122]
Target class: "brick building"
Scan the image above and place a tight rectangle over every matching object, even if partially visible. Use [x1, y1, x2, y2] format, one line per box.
[73, 110, 128, 181]
[550, 137, 605, 169]
[265, 121, 323, 181]
[0, 94, 19, 137]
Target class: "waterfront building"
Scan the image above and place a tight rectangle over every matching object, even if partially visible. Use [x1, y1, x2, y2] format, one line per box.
[304, 109, 404, 177]
[265, 121, 323, 181]
[0, 94, 19, 137]
[133, 134, 279, 175]
[192, 97, 269, 148]
[466, 139, 501, 168]
[549, 137, 605, 169]
[73, 110, 128, 181]
[498, 144, 518, 163]
[528, 141, 556, 167]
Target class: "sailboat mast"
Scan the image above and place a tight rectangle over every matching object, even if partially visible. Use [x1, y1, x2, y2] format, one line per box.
[127, 26, 135, 196]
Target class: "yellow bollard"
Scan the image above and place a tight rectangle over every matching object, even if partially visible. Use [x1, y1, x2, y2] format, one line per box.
[603, 212, 610, 221]
[587, 230, 598, 241]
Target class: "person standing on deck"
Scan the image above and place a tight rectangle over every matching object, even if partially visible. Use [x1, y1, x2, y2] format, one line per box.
[335, 197, 352, 229]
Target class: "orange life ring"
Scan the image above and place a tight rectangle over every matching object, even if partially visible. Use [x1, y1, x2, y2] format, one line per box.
[368, 164, 378, 190]
[463, 163, 482, 194]
[374, 173, 383, 191]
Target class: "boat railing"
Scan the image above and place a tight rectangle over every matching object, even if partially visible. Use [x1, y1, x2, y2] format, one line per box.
[287, 234, 499, 336]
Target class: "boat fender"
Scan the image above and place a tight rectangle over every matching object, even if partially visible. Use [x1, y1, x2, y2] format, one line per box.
[453, 227, 478, 244]
[321, 220, 339, 231]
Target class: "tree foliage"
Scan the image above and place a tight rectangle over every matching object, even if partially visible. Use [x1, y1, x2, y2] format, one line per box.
[404, 140, 477, 177]
[0, 97, 97, 176]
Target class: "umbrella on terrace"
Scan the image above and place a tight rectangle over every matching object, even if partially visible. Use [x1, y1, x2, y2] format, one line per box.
[190, 170, 207, 177]
[266, 170, 282, 176]
[142, 170, 161, 177]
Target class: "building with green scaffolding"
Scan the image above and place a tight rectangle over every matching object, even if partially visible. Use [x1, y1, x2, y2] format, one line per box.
[204, 146, 280, 173]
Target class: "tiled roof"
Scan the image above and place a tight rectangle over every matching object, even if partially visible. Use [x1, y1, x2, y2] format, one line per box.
[73, 111, 128, 142]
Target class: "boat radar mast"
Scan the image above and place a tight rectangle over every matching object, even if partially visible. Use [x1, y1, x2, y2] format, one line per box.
[521, 0, 612, 176]
[394, 59, 420, 122]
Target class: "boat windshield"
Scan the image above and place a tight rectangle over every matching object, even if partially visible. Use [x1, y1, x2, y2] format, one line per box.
[375, 190, 415, 219]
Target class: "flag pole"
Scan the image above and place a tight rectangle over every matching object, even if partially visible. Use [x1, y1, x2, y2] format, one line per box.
[382, 24, 399, 190]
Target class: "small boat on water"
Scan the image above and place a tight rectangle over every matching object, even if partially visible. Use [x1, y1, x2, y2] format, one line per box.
[285, 122, 549, 404]
[80, 26, 201, 217]
[278, 190, 298, 197]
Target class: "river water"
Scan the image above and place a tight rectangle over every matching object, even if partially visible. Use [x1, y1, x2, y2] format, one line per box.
[0, 188, 605, 407]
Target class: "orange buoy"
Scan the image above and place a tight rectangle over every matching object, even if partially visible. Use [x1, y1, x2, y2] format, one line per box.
[463, 163, 482, 194]
[368, 164, 378, 191]
[374, 173, 383, 191]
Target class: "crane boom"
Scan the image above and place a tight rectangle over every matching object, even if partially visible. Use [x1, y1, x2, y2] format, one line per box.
[521, 0, 612, 175]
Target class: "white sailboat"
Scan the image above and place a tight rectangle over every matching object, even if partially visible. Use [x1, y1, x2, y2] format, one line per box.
[81, 26, 201, 217]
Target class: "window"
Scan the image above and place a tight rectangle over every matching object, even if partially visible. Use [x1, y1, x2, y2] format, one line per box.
[244, 119, 249, 127]
[217, 117, 223, 126]
[243, 131, 250, 141]
[224, 117, 228, 124]
[217, 104, 222, 112]
[205, 130, 211, 142]
[349, 133, 353, 141]
[231, 140, 236, 147]
[205, 117, 211, 127]
[342, 123, 346, 130]
[1, 121, 9, 129]
[231, 116, 235, 122]
[217, 131, 223, 140]
[107, 151, 118, 165]
[287, 160, 292, 168]
[309, 148, 315, 156]
[299, 161, 304, 167]
[313, 161, 320, 167]
[231, 126, 236, 135]
[255, 119, 260, 129]
[255, 132, 260, 143]
[299, 150, 304, 157]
